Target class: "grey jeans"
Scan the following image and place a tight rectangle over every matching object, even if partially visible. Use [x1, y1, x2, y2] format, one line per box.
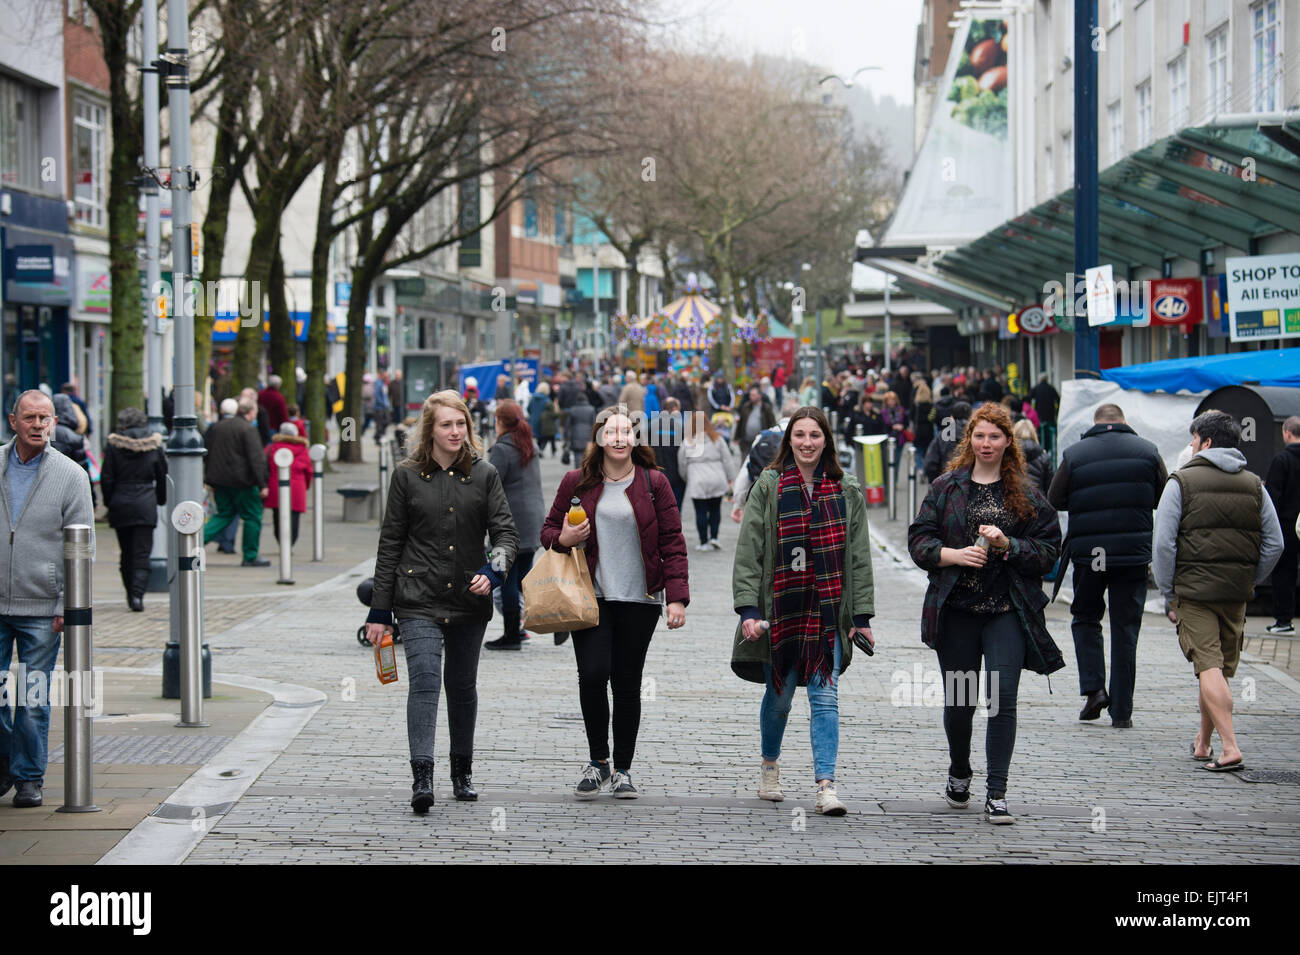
[398, 616, 487, 763]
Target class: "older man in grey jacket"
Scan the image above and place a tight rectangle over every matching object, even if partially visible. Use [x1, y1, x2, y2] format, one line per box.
[0, 390, 96, 807]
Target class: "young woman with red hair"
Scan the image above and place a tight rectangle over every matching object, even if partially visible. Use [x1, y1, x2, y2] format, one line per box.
[907, 403, 1063, 825]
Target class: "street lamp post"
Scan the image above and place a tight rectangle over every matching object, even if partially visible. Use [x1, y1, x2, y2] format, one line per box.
[162, 0, 206, 651]
[142, 0, 168, 593]
[803, 263, 820, 403]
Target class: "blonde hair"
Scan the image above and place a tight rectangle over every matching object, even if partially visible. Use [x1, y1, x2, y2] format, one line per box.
[1012, 418, 1038, 444]
[403, 389, 482, 473]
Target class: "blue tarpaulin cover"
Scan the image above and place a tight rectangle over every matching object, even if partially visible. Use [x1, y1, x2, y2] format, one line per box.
[1100, 348, 1300, 393]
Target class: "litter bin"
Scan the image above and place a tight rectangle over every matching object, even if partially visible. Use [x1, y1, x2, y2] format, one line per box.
[853, 434, 888, 506]
[1194, 385, 1300, 480]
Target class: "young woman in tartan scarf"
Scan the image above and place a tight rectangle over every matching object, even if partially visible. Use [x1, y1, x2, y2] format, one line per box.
[907, 403, 1063, 826]
[732, 407, 876, 816]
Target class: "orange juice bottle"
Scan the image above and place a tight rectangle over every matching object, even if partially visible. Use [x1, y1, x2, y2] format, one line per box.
[375, 631, 398, 685]
[567, 496, 586, 525]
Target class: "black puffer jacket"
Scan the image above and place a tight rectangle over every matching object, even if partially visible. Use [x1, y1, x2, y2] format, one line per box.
[1046, 422, 1166, 566]
[102, 429, 168, 528]
[369, 452, 519, 626]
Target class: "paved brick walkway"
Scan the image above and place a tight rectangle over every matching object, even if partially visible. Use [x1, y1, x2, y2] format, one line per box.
[181, 451, 1300, 864]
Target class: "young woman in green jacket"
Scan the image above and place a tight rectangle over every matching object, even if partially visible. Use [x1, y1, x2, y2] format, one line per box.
[732, 407, 876, 815]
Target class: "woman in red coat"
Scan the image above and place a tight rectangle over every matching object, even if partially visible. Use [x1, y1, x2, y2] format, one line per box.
[540, 407, 689, 800]
[263, 422, 313, 545]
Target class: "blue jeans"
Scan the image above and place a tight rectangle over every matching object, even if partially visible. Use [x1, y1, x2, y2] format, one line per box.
[501, 549, 535, 616]
[0, 616, 61, 782]
[398, 617, 487, 763]
[760, 635, 842, 782]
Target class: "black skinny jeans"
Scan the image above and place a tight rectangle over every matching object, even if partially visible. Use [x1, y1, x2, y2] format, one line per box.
[691, 496, 722, 545]
[935, 609, 1024, 797]
[114, 526, 153, 596]
[571, 599, 661, 770]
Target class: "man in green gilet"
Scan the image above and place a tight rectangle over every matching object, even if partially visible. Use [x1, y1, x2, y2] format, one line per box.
[1153, 410, 1283, 773]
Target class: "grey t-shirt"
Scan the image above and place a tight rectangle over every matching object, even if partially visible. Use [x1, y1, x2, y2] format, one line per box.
[594, 475, 661, 605]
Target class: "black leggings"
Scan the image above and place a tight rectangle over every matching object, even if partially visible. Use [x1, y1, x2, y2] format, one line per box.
[935, 609, 1024, 797]
[571, 599, 660, 769]
[691, 497, 722, 545]
[114, 526, 153, 598]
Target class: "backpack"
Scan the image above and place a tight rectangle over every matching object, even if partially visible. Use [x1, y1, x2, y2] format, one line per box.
[746, 428, 782, 482]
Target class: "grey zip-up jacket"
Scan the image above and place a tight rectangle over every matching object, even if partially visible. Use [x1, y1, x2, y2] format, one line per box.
[0, 441, 96, 617]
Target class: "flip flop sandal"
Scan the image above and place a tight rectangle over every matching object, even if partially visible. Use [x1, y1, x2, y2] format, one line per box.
[1204, 759, 1245, 772]
[1190, 742, 1213, 762]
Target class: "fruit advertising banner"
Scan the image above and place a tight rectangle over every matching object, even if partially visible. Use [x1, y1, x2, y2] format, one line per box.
[884, 16, 1013, 246]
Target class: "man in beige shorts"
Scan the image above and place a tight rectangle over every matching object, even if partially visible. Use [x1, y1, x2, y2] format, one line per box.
[1153, 411, 1283, 773]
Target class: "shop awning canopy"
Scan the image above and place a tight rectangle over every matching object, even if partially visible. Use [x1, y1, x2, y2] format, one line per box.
[1100, 347, 1300, 393]
[859, 255, 1016, 314]
[928, 117, 1300, 307]
[856, 114, 1300, 315]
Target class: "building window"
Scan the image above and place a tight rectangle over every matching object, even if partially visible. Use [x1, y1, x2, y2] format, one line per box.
[0, 76, 42, 191]
[1168, 54, 1188, 129]
[1108, 101, 1124, 163]
[1133, 0, 1152, 79]
[66, 0, 78, 19]
[1135, 80, 1152, 147]
[1251, 0, 1282, 112]
[73, 98, 107, 228]
[1206, 27, 1231, 115]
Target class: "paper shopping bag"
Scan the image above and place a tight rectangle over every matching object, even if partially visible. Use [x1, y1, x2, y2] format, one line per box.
[521, 546, 600, 633]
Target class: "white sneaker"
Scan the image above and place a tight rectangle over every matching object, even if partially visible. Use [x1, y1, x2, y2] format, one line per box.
[695, 542, 711, 552]
[815, 784, 846, 816]
[708, 539, 722, 551]
[758, 763, 784, 801]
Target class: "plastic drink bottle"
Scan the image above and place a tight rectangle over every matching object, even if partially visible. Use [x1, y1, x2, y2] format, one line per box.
[375, 631, 398, 684]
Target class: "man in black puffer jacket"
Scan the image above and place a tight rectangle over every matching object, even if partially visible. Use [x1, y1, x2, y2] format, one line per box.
[1048, 403, 1167, 728]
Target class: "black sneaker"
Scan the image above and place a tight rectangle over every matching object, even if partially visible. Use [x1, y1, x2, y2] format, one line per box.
[13, 780, 42, 808]
[574, 761, 610, 799]
[944, 774, 972, 809]
[241, 558, 271, 568]
[611, 770, 638, 799]
[984, 795, 1014, 825]
[1266, 622, 1295, 635]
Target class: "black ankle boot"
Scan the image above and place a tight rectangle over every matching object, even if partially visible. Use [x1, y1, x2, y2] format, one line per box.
[484, 610, 522, 650]
[410, 759, 435, 813]
[450, 754, 477, 801]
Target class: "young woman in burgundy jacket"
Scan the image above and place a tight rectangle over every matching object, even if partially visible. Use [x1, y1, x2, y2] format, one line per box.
[540, 407, 689, 800]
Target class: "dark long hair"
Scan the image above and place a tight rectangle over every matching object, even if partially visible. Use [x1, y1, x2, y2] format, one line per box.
[945, 403, 1034, 519]
[767, 406, 843, 480]
[494, 399, 535, 468]
[576, 407, 658, 493]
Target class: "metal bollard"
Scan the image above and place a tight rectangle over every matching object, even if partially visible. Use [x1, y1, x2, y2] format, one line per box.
[887, 436, 897, 522]
[275, 447, 294, 585]
[171, 502, 209, 727]
[378, 436, 390, 524]
[906, 444, 917, 520]
[310, 443, 326, 561]
[57, 525, 100, 813]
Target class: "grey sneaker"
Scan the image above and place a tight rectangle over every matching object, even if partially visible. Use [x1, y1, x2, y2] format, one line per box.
[575, 762, 610, 799]
[984, 796, 1014, 825]
[611, 770, 638, 799]
[758, 763, 784, 801]
[815, 784, 846, 816]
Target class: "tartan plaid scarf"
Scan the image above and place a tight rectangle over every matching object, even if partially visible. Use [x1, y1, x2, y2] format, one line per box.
[771, 461, 846, 693]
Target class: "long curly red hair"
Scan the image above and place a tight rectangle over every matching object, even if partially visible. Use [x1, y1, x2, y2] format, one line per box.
[945, 403, 1035, 519]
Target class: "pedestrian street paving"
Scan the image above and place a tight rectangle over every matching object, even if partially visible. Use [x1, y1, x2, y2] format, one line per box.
[169, 453, 1300, 863]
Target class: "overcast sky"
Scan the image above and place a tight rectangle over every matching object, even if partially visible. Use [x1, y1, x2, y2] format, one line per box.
[661, 0, 925, 105]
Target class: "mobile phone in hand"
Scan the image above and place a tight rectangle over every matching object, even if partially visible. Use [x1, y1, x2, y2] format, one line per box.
[851, 630, 874, 655]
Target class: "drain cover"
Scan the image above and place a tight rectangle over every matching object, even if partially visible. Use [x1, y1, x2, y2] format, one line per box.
[1238, 769, 1300, 784]
[49, 734, 233, 765]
